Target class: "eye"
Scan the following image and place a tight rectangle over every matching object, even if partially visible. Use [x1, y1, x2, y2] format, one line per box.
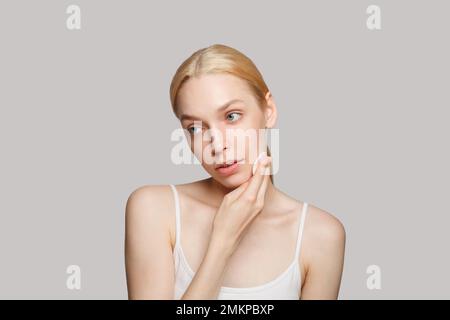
[226, 112, 242, 122]
[187, 126, 202, 135]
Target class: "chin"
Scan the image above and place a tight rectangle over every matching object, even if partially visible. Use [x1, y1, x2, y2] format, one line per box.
[212, 171, 251, 189]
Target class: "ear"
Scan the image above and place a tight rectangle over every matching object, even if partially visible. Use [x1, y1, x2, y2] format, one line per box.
[264, 91, 277, 128]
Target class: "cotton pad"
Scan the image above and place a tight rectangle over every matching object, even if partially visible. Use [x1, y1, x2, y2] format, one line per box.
[252, 151, 268, 175]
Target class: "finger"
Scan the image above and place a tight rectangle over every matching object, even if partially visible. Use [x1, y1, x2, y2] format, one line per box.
[256, 170, 270, 205]
[240, 156, 271, 201]
[256, 156, 272, 203]
[226, 180, 250, 202]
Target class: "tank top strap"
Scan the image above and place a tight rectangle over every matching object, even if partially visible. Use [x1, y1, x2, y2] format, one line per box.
[294, 202, 309, 261]
[169, 184, 181, 246]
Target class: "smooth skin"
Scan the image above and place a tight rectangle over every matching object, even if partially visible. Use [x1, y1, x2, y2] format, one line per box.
[125, 74, 346, 299]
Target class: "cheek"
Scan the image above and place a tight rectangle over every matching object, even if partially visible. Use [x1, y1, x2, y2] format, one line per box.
[189, 137, 204, 157]
[231, 116, 264, 144]
[188, 136, 216, 167]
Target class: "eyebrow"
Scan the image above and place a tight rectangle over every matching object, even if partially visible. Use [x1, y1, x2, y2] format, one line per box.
[179, 99, 244, 122]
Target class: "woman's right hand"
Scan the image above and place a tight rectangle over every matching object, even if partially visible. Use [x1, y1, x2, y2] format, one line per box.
[211, 155, 272, 254]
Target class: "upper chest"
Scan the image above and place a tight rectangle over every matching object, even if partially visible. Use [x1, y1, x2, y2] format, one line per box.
[170, 191, 306, 288]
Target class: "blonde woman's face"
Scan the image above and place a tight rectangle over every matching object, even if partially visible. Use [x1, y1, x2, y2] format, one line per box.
[176, 73, 270, 188]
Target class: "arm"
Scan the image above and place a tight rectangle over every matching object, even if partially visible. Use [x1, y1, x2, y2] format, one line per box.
[179, 233, 234, 299]
[300, 208, 346, 300]
[124, 185, 235, 300]
[125, 185, 175, 299]
[125, 161, 271, 299]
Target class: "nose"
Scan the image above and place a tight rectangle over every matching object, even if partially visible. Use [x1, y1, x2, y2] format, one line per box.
[208, 127, 228, 158]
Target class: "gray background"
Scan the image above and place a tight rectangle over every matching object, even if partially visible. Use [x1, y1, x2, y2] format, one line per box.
[0, 0, 448, 299]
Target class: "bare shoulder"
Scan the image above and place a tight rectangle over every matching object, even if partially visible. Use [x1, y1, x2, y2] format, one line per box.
[126, 184, 174, 218]
[125, 184, 176, 244]
[124, 184, 178, 299]
[306, 204, 346, 242]
[302, 204, 346, 266]
[299, 203, 346, 299]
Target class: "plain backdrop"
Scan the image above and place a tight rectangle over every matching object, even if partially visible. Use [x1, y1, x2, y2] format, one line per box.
[0, 0, 449, 299]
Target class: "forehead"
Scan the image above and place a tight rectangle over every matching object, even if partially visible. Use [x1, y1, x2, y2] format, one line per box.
[177, 73, 256, 116]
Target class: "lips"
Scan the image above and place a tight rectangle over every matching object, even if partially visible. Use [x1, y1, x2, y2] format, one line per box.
[215, 160, 238, 170]
[214, 159, 244, 176]
[214, 159, 244, 170]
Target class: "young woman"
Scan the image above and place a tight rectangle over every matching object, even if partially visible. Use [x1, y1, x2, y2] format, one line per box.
[125, 44, 346, 300]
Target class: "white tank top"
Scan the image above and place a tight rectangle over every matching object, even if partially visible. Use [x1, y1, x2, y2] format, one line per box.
[169, 184, 309, 300]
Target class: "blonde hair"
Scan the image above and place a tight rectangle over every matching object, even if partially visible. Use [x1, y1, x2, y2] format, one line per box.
[169, 44, 274, 184]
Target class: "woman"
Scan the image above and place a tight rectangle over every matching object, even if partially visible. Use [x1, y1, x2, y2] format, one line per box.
[125, 44, 346, 300]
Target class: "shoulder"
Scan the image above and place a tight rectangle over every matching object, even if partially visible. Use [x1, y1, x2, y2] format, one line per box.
[306, 204, 346, 242]
[302, 204, 346, 264]
[298, 203, 346, 298]
[125, 186, 179, 299]
[125, 184, 174, 217]
[125, 184, 176, 243]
